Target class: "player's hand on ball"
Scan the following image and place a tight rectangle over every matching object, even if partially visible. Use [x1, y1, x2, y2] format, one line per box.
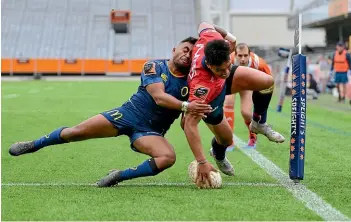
[187, 101, 212, 117]
[196, 162, 218, 188]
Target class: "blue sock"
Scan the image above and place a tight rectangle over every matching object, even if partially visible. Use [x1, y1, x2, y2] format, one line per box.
[119, 158, 161, 181]
[33, 127, 68, 150]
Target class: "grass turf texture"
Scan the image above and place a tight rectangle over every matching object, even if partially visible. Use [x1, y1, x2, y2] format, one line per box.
[2, 81, 350, 220]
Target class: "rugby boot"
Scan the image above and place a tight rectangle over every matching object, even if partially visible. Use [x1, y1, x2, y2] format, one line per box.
[210, 148, 235, 176]
[96, 169, 123, 187]
[9, 141, 37, 156]
[249, 121, 285, 143]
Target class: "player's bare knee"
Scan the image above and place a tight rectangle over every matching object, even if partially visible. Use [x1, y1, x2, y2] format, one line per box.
[264, 76, 274, 89]
[258, 76, 274, 93]
[216, 135, 233, 147]
[157, 151, 176, 169]
[224, 137, 233, 147]
[59, 127, 73, 141]
[165, 151, 177, 167]
[61, 126, 85, 142]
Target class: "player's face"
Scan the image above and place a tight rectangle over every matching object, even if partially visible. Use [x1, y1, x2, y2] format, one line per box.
[236, 47, 250, 66]
[173, 42, 193, 67]
[207, 60, 231, 79]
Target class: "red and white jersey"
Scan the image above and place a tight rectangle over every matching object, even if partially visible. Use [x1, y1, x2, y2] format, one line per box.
[188, 29, 225, 103]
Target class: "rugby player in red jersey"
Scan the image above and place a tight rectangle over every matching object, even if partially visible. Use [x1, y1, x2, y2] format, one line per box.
[184, 22, 284, 186]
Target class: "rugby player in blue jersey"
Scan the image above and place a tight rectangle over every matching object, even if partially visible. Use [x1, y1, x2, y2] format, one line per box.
[9, 37, 212, 187]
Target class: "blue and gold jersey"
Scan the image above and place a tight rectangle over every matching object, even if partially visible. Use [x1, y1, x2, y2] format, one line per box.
[124, 59, 189, 134]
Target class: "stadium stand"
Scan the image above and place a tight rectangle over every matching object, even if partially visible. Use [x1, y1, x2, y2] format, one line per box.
[1, 0, 197, 75]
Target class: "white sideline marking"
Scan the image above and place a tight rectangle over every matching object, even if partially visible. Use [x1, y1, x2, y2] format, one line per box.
[3, 94, 19, 99]
[1, 182, 280, 187]
[234, 135, 350, 221]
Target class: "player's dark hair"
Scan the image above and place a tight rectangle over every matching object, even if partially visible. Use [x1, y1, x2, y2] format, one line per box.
[204, 39, 230, 66]
[180, 36, 198, 45]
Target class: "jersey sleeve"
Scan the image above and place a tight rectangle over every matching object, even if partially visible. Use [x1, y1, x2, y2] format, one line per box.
[141, 61, 163, 87]
[258, 58, 272, 75]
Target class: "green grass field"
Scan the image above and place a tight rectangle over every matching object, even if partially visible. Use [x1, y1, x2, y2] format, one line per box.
[1, 80, 351, 221]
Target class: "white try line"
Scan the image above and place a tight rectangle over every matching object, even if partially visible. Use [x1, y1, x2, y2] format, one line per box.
[1, 181, 281, 187]
[233, 135, 350, 221]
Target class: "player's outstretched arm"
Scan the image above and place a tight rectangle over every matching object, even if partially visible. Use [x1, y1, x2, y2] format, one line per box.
[142, 61, 212, 114]
[146, 83, 212, 115]
[183, 113, 205, 162]
[147, 82, 185, 110]
[183, 113, 218, 185]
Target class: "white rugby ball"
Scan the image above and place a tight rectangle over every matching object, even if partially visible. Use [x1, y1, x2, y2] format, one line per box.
[188, 160, 222, 189]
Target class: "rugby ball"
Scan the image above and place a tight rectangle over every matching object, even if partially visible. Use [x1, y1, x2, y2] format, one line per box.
[188, 160, 222, 189]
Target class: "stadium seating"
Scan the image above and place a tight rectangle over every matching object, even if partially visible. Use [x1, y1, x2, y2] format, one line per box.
[1, 0, 196, 75]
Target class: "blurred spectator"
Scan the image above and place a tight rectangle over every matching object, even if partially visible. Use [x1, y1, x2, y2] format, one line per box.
[308, 61, 321, 82]
[330, 41, 351, 102]
[307, 73, 320, 100]
[347, 81, 351, 105]
[345, 41, 349, 50]
[318, 55, 330, 93]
